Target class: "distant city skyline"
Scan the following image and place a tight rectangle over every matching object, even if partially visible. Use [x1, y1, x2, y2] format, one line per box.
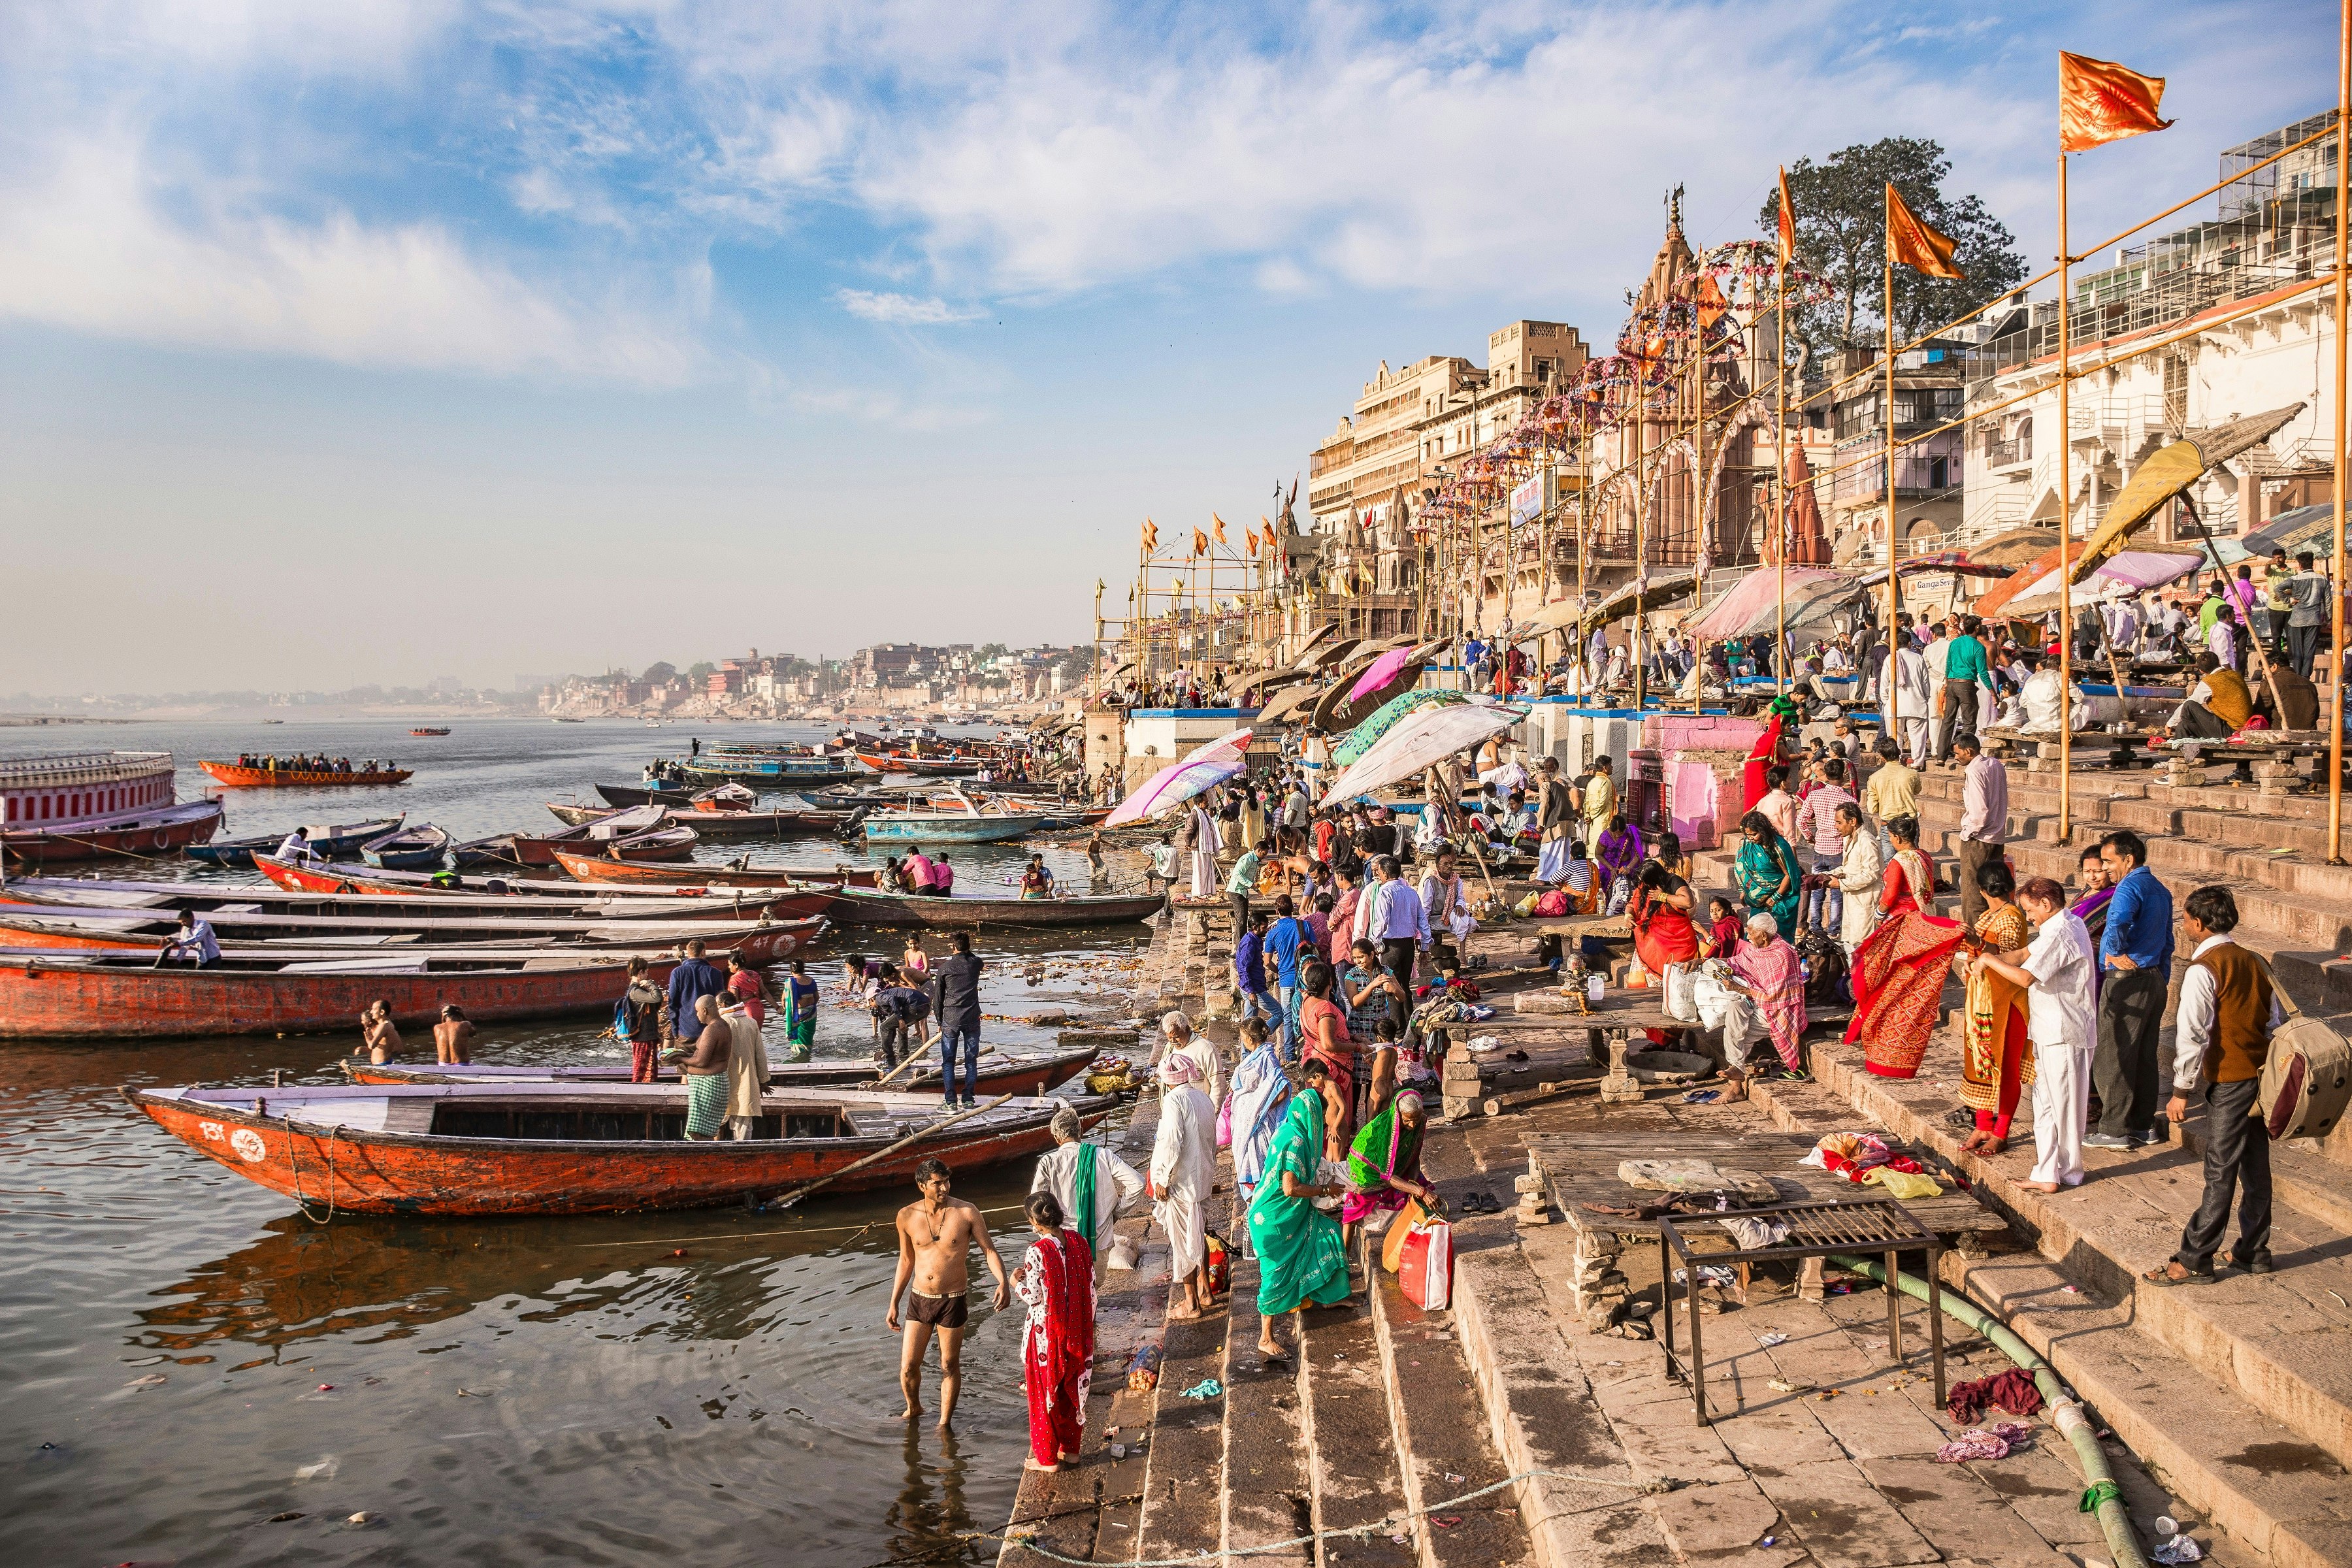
[1, 1, 2327, 694]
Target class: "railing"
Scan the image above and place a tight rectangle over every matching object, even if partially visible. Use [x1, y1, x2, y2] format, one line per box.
[0, 751, 173, 788]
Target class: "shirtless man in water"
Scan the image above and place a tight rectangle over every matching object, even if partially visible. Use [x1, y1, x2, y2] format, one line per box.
[433, 1004, 475, 1065]
[887, 1158, 1009, 1428]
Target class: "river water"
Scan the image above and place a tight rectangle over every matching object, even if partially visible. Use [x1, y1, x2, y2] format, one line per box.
[0, 719, 1151, 1565]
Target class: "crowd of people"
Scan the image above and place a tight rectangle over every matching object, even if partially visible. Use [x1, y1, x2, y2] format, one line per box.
[234, 752, 390, 775]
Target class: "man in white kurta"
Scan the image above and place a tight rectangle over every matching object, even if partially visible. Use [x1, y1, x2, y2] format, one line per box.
[1833, 803, 1884, 957]
[1151, 1054, 1218, 1319]
[1971, 882, 2098, 1191]
[1031, 1102, 1145, 1269]
[1158, 1010, 1226, 1105]
[1187, 803, 1220, 899]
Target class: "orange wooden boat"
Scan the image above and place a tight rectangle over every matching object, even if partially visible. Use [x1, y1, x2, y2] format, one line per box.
[201, 761, 412, 787]
[553, 851, 879, 889]
[126, 1081, 1105, 1216]
[0, 949, 679, 1039]
[342, 1038, 1101, 1094]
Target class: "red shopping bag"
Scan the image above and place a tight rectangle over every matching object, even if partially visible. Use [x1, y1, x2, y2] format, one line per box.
[1396, 1220, 1453, 1310]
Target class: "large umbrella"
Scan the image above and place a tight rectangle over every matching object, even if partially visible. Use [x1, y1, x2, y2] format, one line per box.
[1103, 728, 1252, 827]
[1852, 554, 2013, 589]
[2068, 404, 2308, 583]
[1993, 551, 2200, 617]
[1967, 525, 2059, 568]
[1322, 701, 1527, 802]
[1348, 645, 1416, 703]
[1683, 566, 1852, 644]
[1254, 682, 1324, 726]
[1331, 689, 1467, 768]
[1580, 568, 1703, 632]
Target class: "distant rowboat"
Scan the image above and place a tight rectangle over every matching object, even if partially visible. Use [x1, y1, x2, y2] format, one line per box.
[551, 851, 879, 889]
[186, 815, 405, 868]
[826, 887, 1164, 928]
[860, 809, 1043, 844]
[343, 1038, 1101, 1096]
[410, 728, 451, 736]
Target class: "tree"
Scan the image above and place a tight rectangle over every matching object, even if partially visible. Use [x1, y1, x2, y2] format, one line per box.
[686, 662, 716, 683]
[641, 661, 678, 685]
[1759, 137, 2025, 356]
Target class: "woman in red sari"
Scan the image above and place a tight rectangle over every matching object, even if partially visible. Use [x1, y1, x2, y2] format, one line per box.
[1629, 860, 1702, 1045]
[1740, 701, 1797, 811]
[1955, 861, 2033, 1155]
[1012, 1190, 1096, 1471]
[1847, 814, 1965, 1079]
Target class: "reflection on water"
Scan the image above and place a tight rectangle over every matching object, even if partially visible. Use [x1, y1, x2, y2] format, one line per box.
[0, 719, 1151, 1563]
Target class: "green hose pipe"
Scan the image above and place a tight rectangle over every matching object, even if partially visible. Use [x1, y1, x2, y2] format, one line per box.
[1828, 1254, 2149, 1568]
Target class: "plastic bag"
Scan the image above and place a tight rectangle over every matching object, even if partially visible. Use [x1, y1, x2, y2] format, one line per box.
[1663, 962, 1699, 1023]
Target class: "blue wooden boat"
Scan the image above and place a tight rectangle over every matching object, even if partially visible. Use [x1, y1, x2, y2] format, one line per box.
[186, 815, 406, 868]
[860, 810, 1045, 845]
[683, 756, 865, 788]
[361, 822, 453, 870]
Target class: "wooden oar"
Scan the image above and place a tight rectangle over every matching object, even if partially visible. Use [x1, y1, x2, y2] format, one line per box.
[759, 1091, 1017, 1210]
[869, 1037, 1000, 1091]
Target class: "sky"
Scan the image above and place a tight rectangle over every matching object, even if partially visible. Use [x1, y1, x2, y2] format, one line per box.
[0, 0, 2334, 696]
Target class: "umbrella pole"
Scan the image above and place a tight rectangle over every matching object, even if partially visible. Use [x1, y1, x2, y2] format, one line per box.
[2333, 0, 2350, 866]
[1776, 237, 1789, 702]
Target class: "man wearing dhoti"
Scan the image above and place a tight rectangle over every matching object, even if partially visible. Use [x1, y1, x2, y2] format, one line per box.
[1150, 1054, 1218, 1320]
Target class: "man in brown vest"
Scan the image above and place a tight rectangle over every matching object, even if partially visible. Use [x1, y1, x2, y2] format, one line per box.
[2145, 886, 2284, 1286]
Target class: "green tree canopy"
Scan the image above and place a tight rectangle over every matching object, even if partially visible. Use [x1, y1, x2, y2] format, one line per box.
[687, 661, 716, 683]
[640, 661, 678, 685]
[1759, 137, 2025, 355]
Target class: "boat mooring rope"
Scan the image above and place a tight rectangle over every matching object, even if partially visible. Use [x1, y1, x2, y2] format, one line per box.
[978, 1467, 1678, 1565]
[287, 1126, 340, 1226]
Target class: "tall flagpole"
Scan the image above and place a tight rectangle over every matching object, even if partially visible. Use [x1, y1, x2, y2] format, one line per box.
[1692, 348, 1707, 718]
[2332, 0, 2350, 864]
[1776, 234, 1790, 701]
[1884, 188, 1899, 736]
[2057, 152, 2076, 841]
[1634, 378, 1650, 713]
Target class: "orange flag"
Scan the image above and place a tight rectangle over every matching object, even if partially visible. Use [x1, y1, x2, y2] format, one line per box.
[2059, 52, 2173, 152]
[1245, 528, 1260, 556]
[1886, 184, 1965, 279]
[1141, 518, 1158, 553]
[1776, 165, 1795, 263]
[1213, 512, 1228, 544]
[1192, 527, 1209, 557]
[1694, 272, 1728, 333]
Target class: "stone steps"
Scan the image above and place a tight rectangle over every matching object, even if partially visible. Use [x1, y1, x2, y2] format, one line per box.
[1296, 1288, 1421, 1566]
[1752, 1028, 2352, 1474]
[1366, 1260, 1537, 1568]
[1743, 1068, 2352, 1568]
[1220, 1196, 1316, 1565]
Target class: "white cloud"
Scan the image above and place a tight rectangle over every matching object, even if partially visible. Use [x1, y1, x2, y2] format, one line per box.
[834, 289, 984, 325]
[0, 134, 702, 384]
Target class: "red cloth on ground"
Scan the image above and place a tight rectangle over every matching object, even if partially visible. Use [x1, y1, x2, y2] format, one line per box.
[1023, 1229, 1096, 1467]
[1945, 1368, 2044, 1424]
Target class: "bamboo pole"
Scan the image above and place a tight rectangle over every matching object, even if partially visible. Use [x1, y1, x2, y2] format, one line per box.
[1691, 346, 1707, 717]
[1884, 189, 1899, 749]
[2058, 153, 2075, 841]
[1633, 382, 1649, 713]
[2333, 0, 2350, 864]
[1776, 235, 1790, 702]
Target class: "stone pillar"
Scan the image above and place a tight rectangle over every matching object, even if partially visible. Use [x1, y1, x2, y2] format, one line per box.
[1441, 1050, 1484, 1120]
[1597, 1028, 1645, 1104]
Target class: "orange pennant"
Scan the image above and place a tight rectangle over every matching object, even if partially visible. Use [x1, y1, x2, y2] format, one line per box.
[1776, 165, 1795, 263]
[1192, 527, 1209, 557]
[1141, 518, 1158, 553]
[1886, 184, 1965, 279]
[1695, 272, 1728, 333]
[2059, 52, 2173, 153]
[1213, 512, 1228, 544]
[1246, 528, 1260, 556]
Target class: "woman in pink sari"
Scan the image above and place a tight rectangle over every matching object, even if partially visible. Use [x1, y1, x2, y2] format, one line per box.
[1727, 915, 1808, 1075]
[1012, 1190, 1096, 1472]
[1848, 814, 1966, 1079]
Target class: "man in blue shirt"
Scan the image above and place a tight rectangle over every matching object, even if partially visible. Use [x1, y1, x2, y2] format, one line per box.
[665, 939, 727, 1044]
[1232, 909, 1274, 1027]
[1263, 894, 1314, 1047]
[2091, 830, 2173, 1149]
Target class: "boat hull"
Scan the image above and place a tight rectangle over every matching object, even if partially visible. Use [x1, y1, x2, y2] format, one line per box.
[552, 851, 877, 889]
[830, 889, 1165, 928]
[860, 813, 1043, 844]
[127, 1088, 1086, 1215]
[0, 800, 225, 863]
[346, 1041, 1099, 1094]
[1, 956, 655, 1039]
[200, 762, 412, 787]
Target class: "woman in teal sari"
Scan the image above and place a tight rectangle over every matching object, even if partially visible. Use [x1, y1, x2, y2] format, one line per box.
[1246, 1056, 1350, 1360]
[1735, 809, 1804, 936]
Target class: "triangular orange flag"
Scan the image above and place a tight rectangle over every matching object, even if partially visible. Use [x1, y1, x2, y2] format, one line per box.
[1247, 529, 1261, 557]
[2059, 52, 2173, 152]
[1212, 513, 1228, 544]
[1776, 166, 1795, 263]
[1192, 527, 1209, 557]
[1694, 272, 1728, 333]
[1886, 184, 1965, 279]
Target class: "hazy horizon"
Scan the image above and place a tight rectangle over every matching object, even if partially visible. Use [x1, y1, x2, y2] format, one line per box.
[2, 1, 2327, 694]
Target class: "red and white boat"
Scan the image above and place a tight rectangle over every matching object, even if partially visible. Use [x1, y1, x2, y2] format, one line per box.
[0, 751, 223, 862]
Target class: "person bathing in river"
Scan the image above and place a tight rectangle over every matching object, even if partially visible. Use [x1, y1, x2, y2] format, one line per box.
[355, 999, 401, 1064]
[433, 1004, 474, 1065]
[887, 1157, 1011, 1429]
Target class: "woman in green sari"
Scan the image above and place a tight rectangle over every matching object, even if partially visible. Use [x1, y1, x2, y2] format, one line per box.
[1246, 1056, 1350, 1360]
[1734, 809, 1804, 936]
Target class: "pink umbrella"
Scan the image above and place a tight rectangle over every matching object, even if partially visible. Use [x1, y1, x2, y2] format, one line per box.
[1348, 646, 1414, 704]
[1103, 728, 1253, 828]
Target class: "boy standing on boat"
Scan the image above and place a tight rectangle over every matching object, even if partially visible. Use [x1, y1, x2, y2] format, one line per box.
[930, 933, 985, 1108]
[887, 1158, 1011, 1428]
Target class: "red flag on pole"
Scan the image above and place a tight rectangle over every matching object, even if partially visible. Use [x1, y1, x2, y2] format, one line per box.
[1886, 184, 1966, 279]
[2059, 52, 2174, 152]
